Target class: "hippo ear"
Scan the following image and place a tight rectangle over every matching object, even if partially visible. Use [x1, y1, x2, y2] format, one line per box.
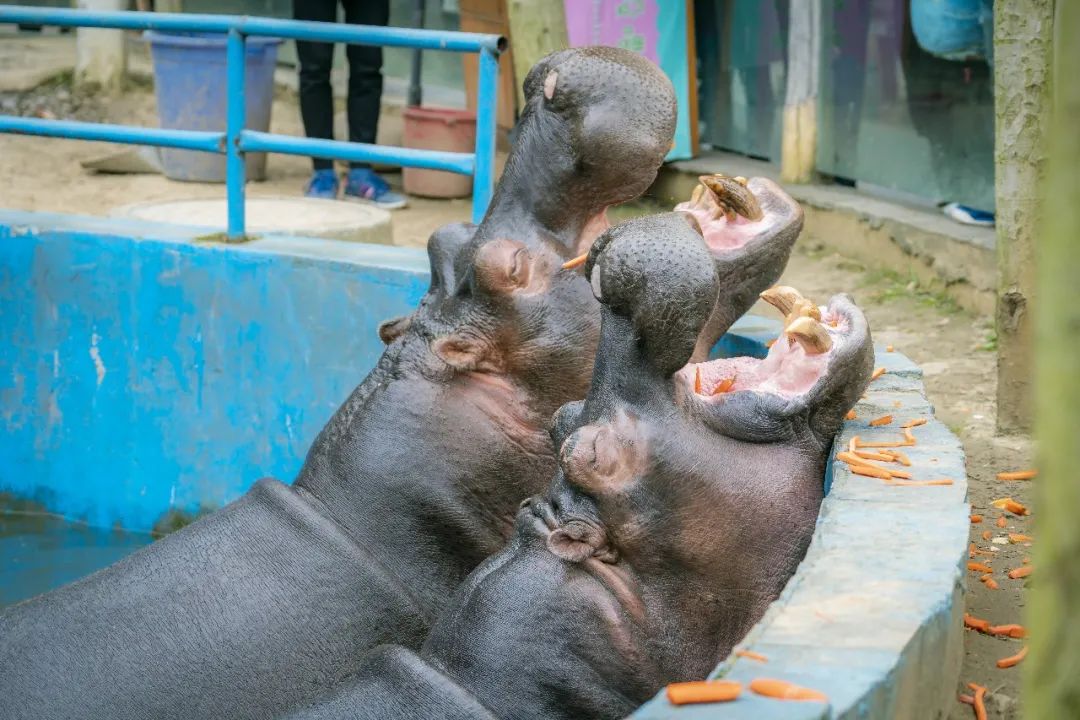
[432, 333, 501, 373]
[378, 314, 412, 345]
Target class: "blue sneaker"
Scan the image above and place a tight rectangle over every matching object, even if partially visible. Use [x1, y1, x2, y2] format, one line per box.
[304, 169, 339, 199]
[344, 168, 408, 210]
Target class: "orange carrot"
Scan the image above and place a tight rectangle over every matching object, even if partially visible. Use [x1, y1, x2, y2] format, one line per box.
[1008, 533, 1033, 543]
[844, 409, 857, 420]
[871, 367, 886, 381]
[886, 478, 954, 486]
[855, 440, 908, 448]
[970, 514, 983, 524]
[968, 683, 988, 720]
[748, 678, 827, 702]
[996, 515, 1007, 528]
[889, 449, 912, 466]
[972, 547, 995, 556]
[694, 366, 702, 394]
[981, 530, 992, 541]
[902, 427, 918, 446]
[855, 450, 894, 462]
[562, 253, 588, 270]
[869, 414, 894, 427]
[900, 418, 927, 428]
[967, 562, 993, 574]
[735, 649, 768, 663]
[886, 344, 895, 352]
[997, 469, 1037, 481]
[712, 376, 736, 395]
[989, 624, 1026, 639]
[666, 680, 742, 705]
[979, 573, 993, 582]
[985, 578, 999, 590]
[996, 646, 1028, 669]
[851, 465, 893, 480]
[1008, 566, 1033, 580]
[958, 693, 975, 706]
[968, 543, 976, 558]
[963, 613, 991, 633]
[991, 497, 1029, 515]
[849, 436, 860, 454]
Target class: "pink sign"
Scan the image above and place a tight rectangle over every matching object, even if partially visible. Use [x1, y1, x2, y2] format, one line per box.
[563, 0, 661, 62]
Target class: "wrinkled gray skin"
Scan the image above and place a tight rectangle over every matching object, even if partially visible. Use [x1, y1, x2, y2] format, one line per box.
[287, 213, 874, 720]
[0, 47, 677, 720]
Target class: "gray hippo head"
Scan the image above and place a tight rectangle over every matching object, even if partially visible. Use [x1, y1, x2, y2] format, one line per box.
[420, 212, 874, 719]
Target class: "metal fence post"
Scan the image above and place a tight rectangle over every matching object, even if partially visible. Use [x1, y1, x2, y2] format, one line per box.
[472, 46, 499, 225]
[226, 28, 246, 240]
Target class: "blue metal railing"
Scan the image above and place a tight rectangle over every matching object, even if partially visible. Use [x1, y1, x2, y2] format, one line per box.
[0, 6, 505, 239]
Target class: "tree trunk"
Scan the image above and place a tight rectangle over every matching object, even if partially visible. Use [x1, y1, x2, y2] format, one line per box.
[1027, 2, 1080, 717]
[993, 0, 1053, 433]
[780, 0, 820, 184]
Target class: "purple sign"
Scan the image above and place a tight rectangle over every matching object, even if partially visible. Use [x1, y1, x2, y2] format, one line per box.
[563, 0, 661, 62]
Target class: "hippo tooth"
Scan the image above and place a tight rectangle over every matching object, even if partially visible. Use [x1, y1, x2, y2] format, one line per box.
[698, 174, 765, 221]
[785, 316, 833, 355]
[690, 183, 705, 207]
[759, 285, 806, 317]
[734, 175, 748, 186]
[783, 299, 822, 329]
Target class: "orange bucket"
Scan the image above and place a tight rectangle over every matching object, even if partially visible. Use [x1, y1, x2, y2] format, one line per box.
[402, 106, 476, 199]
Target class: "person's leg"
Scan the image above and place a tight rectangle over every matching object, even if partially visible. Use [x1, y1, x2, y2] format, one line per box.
[342, 0, 389, 167]
[294, 0, 337, 172]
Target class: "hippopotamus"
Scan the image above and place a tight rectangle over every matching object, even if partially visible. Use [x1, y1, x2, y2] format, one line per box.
[285, 210, 874, 720]
[0, 47, 679, 720]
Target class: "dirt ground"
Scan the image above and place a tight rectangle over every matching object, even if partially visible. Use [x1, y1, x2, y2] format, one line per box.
[0, 75, 1033, 719]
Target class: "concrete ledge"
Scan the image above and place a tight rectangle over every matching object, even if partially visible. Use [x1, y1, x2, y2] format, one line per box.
[649, 152, 996, 315]
[632, 317, 969, 719]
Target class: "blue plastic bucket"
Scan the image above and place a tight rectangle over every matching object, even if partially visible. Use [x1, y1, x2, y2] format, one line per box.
[146, 32, 283, 182]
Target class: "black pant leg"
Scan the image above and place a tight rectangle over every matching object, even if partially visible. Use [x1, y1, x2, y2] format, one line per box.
[342, 0, 390, 168]
[294, 0, 339, 170]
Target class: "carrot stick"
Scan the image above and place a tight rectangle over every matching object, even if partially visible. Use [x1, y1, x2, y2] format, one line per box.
[849, 436, 860, 454]
[886, 344, 895, 352]
[981, 530, 992, 541]
[870, 367, 886, 381]
[1008, 566, 1033, 580]
[748, 678, 828, 702]
[888, 449, 912, 466]
[855, 450, 894, 461]
[991, 497, 1029, 515]
[735, 649, 768, 663]
[712, 376, 736, 395]
[855, 440, 908, 448]
[969, 543, 975, 558]
[694, 367, 702, 394]
[900, 417, 927, 428]
[851, 465, 893, 480]
[968, 683, 988, 720]
[996, 646, 1028, 669]
[561, 252, 588, 270]
[1008, 533, 1033, 543]
[963, 613, 991, 633]
[967, 562, 993, 573]
[989, 624, 1026, 639]
[844, 409, 857, 420]
[972, 548, 995, 556]
[869, 414, 894, 427]
[996, 515, 1007, 528]
[979, 573, 993, 581]
[958, 693, 975, 706]
[902, 427, 918, 446]
[997, 469, 1037, 481]
[666, 680, 742, 705]
[970, 514, 983, 524]
[886, 478, 954, 486]
[984, 578, 999, 590]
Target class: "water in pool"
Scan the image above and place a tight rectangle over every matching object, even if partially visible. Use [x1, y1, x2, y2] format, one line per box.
[0, 512, 153, 608]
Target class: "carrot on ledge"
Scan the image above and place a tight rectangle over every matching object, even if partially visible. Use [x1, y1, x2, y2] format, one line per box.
[996, 646, 1028, 669]
[666, 680, 742, 705]
[749, 678, 828, 702]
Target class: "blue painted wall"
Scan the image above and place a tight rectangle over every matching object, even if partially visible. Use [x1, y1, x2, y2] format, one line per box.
[0, 211, 429, 532]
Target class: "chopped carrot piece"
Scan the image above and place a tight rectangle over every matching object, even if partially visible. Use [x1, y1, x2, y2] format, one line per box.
[844, 409, 857, 420]
[856, 440, 908, 448]
[1008, 533, 1033, 543]
[869, 414, 894, 427]
[972, 547, 995, 556]
[735, 649, 768, 663]
[991, 497, 1029, 515]
[968, 683, 988, 720]
[900, 418, 927, 428]
[984, 578, 999, 590]
[979, 573, 993, 581]
[902, 427, 917, 446]
[855, 450, 893, 461]
[712, 376, 736, 395]
[889, 449, 912, 466]
[886, 344, 895, 352]
[970, 514, 983, 524]
[989, 624, 1026, 639]
[963, 613, 991, 633]
[887, 478, 953, 486]
[996, 515, 1007, 528]
[967, 562, 993, 573]
[561, 252, 588, 270]
[996, 646, 1028, 669]
[1008, 566, 1033, 580]
[694, 367, 702, 394]
[958, 693, 975, 706]
[969, 543, 975, 558]
[749, 678, 828, 702]
[997, 469, 1037, 481]
[666, 680, 742, 705]
[871, 367, 886, 381]
[981, 530, 992, 541]
[851, 465, 893, 480]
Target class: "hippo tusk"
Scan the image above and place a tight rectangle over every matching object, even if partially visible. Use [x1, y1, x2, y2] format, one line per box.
[759, 285, 805, 317]
[785, 316, 833, 354]
[562, 252, 589, 270]
[689, 183, 705, 207]
[699, 174, 764, 221]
